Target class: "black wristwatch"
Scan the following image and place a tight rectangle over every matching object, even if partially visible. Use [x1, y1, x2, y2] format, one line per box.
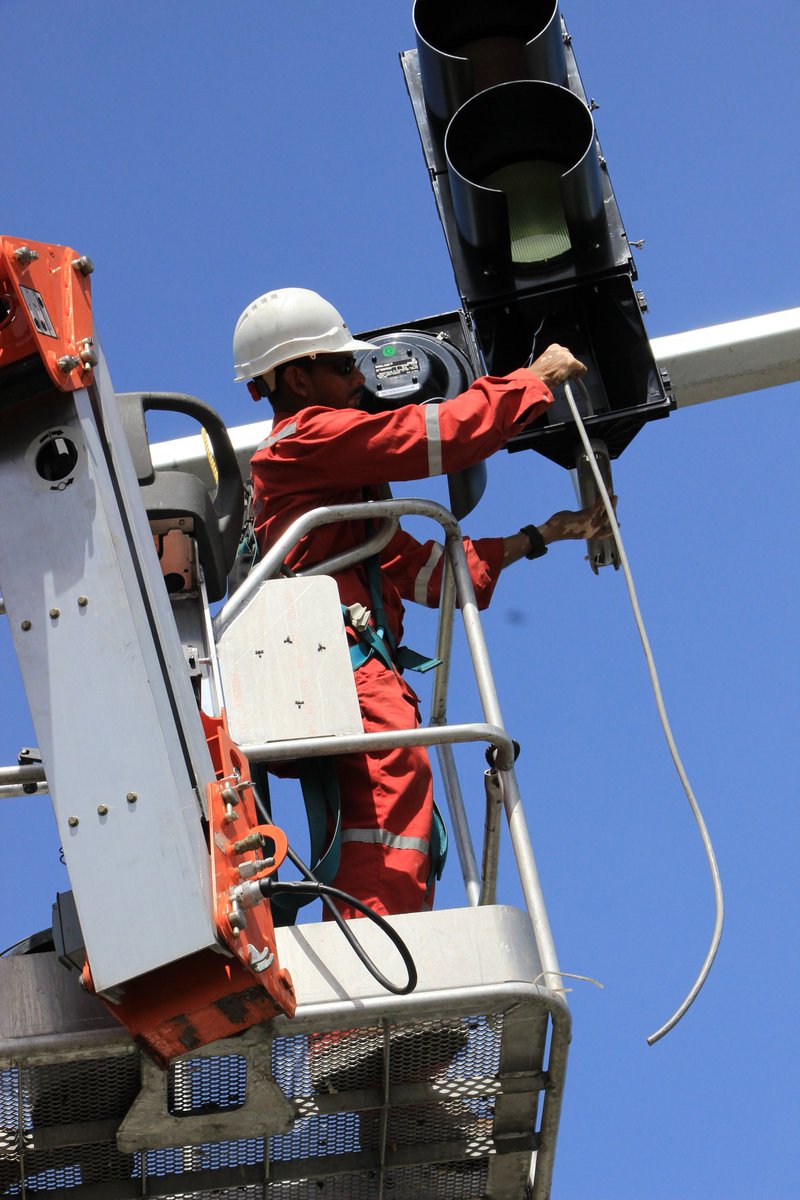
[520, 524, 548, 559]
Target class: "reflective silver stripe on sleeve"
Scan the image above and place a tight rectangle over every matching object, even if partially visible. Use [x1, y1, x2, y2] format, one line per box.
[259, 420, 297, 450]
[341, 828, 430, 855]
[414, 542, 444, 606]
[424, 402, 443, 476]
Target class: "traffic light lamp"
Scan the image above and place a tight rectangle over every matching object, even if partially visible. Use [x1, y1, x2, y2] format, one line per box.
[402, 1, 673, 467]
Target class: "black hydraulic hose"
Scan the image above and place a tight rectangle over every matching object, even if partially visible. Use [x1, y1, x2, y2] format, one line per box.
[259, 843, 417, 996]
[248, 784, 417, 996]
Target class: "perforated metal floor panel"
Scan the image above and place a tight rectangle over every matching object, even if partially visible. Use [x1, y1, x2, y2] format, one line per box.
[0, 907, 570, 1199]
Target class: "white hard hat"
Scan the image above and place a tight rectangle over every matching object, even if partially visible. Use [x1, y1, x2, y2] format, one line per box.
[232, 287, 377, 388]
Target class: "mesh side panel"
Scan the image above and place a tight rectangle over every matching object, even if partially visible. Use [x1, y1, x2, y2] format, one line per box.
[451, 1015, 503, 1080]
[268, 1013, 503, 1184]
[270, 1036, 311, 1101]
[161, 1190, 264, 1200]
[19, 1055, 140, 1127]
[168, 1054, 248, 1116]
[374, 1100, 496, 1155]
[144, 1136, 265, 1177]
[271, 1016, 502, 1102]
[1, 1058, 140, 1195]
[159, 1191, 264, 1200]
[17, 1142, 137, 1192]
[386, 1157, 489, 1198]
[1, 1068, 19, 1136]
[283, 1015, 487, 1098]
[265, 1174, 379, 1199]
[269, 1111, 361, 1162]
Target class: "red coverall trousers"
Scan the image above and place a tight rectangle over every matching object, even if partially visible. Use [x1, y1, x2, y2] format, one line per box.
[250, 369, 553, 917]
[333, 655, 434, 919]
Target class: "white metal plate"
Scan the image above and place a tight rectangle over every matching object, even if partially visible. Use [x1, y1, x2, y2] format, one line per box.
[217, 576, 363, 745]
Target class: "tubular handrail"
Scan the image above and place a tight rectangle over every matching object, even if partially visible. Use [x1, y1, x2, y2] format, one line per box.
[0, 764, 46, 795]
[302, 516, 399, 582]
[241, 722, 515, 767]
[213, 507, 402, 639]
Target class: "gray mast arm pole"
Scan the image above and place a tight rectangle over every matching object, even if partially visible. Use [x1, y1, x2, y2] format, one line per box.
[652, 307, 800, 408]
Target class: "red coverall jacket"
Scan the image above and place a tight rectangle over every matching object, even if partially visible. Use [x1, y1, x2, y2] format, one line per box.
[250, 369, 553, 917]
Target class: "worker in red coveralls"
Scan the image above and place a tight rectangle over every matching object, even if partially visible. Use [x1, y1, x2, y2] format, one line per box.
[233, 288, 612, 920]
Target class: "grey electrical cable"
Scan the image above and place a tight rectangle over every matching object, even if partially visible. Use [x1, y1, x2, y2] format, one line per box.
[563, 378, 724, 1045]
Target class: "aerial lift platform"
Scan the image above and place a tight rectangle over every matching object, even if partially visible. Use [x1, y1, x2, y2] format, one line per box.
[0, 236, 569, 1198]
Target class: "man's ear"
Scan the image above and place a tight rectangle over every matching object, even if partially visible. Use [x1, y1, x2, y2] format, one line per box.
[282, 361, 312, 398]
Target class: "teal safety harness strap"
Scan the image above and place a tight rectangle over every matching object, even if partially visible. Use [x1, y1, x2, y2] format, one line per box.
[428, 799, 448, 890]
[256, 757, 342, 927]
[345, 514, 442, 676]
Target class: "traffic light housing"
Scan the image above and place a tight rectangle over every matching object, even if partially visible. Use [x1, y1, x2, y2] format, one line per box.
[402, 1, 673, 467]
[355, 308, 489, 519]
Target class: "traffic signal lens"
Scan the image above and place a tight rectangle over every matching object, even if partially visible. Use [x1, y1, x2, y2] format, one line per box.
[482, 161, 570, 264]
[451, 36, 528, 92]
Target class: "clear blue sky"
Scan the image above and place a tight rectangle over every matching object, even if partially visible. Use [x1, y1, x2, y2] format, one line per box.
[2, 2, 799, 1196]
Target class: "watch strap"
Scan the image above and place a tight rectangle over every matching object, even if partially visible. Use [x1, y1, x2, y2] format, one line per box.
[520, 524, 548, 559]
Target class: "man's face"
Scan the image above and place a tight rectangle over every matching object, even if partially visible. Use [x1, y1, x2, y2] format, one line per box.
[296, 353, 366, 410]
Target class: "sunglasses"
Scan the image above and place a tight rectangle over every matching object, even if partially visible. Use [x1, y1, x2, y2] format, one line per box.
[302, 355, 358, 377]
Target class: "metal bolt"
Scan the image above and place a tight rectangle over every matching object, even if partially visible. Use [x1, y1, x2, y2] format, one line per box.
[67, 816, 79, 827]
[227, 907, 245, 934]
[49, 608, 60, 619]
[79, 348, 98, 369]
[77, 595, 88, 607]
[14, 246, 39, 265]
[71, 256, 94, 276]
[20, 620, 32, 631]
[126, 791, 138, 803]
[58, 355, 81, 373]
[97, 804, 109, 816]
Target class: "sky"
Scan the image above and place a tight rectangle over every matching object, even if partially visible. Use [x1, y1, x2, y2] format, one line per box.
[2, 1, 799, 1197]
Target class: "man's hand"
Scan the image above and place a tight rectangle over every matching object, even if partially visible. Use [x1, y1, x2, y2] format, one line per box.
[526, 343, 587, 389]
[501, 497, 618, 568]
[539, 496, 617, 544]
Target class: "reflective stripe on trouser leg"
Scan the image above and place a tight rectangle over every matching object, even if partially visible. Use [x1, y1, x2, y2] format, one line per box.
[325, 655, 434, 920]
